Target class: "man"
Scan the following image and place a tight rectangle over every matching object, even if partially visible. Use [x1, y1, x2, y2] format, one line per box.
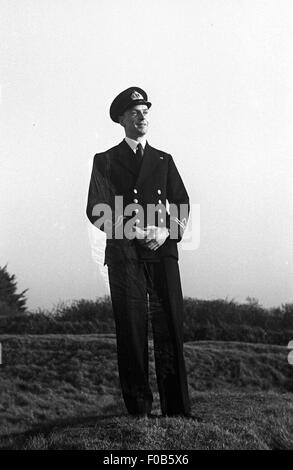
[86, 87, 191, 417]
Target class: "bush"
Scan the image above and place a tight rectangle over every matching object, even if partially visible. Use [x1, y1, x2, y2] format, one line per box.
[1, 296, 293, 346]
[0, 297, 115, 335]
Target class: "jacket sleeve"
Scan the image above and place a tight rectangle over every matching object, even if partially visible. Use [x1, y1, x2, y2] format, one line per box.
[86, 153, 116, 236]
[166, 155, 190, 242]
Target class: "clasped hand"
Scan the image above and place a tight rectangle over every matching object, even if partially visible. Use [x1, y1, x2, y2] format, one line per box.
[134, 225, 169, 251]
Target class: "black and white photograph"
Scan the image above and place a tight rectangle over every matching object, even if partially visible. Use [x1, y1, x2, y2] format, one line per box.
[0, 0, 293, 455]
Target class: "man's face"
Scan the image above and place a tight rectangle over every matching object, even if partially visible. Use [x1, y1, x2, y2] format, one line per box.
[119, 104, 149, 139]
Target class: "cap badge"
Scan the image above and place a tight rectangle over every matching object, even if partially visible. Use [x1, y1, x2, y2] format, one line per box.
[131, 90, 144, 101]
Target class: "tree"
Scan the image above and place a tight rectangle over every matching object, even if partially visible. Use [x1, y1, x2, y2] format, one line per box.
[0, 264, 28, 314]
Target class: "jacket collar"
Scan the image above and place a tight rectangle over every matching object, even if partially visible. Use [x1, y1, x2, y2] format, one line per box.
[124, 136, 147, 152]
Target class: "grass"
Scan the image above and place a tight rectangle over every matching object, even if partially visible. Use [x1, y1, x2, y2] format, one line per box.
[1, 392, 293, 450]
[0, 334, 292, 449]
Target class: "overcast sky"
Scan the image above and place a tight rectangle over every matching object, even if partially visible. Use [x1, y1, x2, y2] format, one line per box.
[0, 0, 292, 311]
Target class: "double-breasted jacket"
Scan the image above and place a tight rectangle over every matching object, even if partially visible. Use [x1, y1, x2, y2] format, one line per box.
[86, 139, 189, 265]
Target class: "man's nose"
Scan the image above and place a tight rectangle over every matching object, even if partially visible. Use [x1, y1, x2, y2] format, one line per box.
[137, 112, 146, 120]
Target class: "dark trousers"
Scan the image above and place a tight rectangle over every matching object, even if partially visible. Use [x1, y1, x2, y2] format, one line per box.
[107, 257, 190, 416]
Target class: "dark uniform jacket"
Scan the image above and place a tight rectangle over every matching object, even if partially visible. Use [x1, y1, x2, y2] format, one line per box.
[86, 139, 189, 265]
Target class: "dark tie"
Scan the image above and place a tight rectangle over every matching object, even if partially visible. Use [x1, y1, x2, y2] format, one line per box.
[136, 143, 143, 161]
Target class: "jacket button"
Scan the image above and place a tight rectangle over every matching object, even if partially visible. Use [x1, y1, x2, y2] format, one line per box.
[158, 209, 162, 213]
[157, 189, 161, 194]
[158, 199, 162, 204]
[134, 199, 138, 203]
[136, 219, 140, 224]
[160, 218, 164, 223]
[133, 189, 138, 194]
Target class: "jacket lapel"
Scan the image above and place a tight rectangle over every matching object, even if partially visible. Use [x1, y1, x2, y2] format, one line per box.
[135, 142, 161, 186]
[115, 140, 138, 177]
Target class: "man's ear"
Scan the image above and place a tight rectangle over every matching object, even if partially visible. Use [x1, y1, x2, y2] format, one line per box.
[118, 115, 125, 127]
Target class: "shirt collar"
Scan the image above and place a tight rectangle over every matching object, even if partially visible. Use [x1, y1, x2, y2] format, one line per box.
[124, 136, 147, 153]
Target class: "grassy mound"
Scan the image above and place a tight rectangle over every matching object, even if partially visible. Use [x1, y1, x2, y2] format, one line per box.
[0, 334, 292, 449]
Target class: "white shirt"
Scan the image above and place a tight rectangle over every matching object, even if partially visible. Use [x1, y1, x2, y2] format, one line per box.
[124, 137, 147, 154]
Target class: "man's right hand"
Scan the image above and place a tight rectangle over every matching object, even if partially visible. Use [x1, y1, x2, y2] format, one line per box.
[134, 225, 169, 251]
